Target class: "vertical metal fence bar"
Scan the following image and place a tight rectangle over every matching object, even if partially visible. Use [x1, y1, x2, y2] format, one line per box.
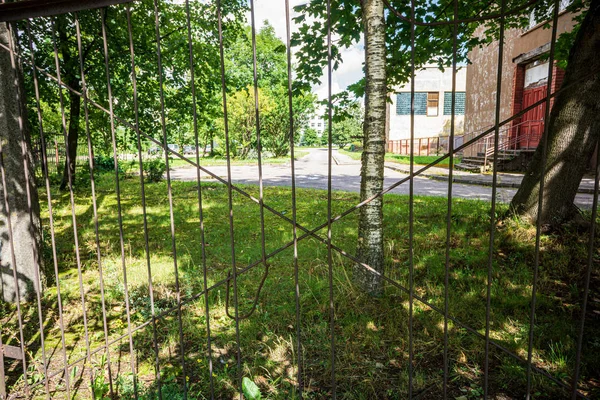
[51, 17, 94, 387]
[28, 19, 71, 398]
[50, 16, 82, 396]
[0, 144, 29, 397]
[99, 8, 139, 398]
[0, 24, 28, 395]
[0, 328, 4, 398]
[571, 147, 600, 399]
[483, 0, 506, 396]
[325, 0, 337, 397]
[442, 1, 459, 397]
[215, 1, 243, 397]
[151, 1, 187, 397]
[526, 1, 560, 396]
[125, 6, 162, 398]
[408, 0, 416, 397]
[249, 0, 268, 276]
[182, 1, 214, 398]
[57, 14, 92, 393]
[74, 12, 116, 397]
[284, 0, 303, 396]
[8, 18, 50, 399]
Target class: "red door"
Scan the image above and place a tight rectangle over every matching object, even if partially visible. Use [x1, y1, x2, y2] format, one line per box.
[519, 85, 547, 149]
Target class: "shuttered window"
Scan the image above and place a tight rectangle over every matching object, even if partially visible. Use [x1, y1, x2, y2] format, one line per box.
[396, 92, 427, 115]
[443, 91, 466, 115]
[427, 92, 439, 116]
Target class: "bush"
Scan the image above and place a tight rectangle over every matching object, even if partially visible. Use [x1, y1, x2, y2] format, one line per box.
[93, 155, 117, 173]
[301, 128, 324, 146]
[143, 158, 166, 183]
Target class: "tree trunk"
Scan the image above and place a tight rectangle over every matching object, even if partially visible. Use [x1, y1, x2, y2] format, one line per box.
[510, 0, 600, 226]
[57, 17, 80, 191]
[59, 82, 81, 190]
[356, 0, 386, 296]
[0, 22, 44, 303]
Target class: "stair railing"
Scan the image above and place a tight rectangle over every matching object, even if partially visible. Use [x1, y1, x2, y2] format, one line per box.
[482, 119, 543, 169]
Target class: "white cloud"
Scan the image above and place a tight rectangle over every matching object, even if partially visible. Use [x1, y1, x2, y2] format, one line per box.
[248, 0, 305, 41]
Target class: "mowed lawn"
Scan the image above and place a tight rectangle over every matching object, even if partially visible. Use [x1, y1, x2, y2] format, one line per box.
[1, 171, 598, 399]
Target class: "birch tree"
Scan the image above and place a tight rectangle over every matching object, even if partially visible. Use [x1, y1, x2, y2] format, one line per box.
[356, 0, 387, 295]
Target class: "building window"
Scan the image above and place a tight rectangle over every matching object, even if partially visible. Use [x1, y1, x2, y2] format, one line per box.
[443, 92, 466, 115]
[528, 0, 571, 28]
[396, 92, 427, 115]
[427, 92, 439, 116]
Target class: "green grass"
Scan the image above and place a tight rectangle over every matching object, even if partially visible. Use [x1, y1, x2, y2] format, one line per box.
[1, 173, 598, 399]
[167, 150, 308, 168]
[339, 148, 461, 168]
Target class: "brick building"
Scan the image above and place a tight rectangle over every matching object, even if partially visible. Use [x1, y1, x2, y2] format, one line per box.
[463, 4, 577, 159]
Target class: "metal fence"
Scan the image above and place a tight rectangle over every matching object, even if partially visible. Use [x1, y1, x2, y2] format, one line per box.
[0, 0, 598, 399]
[387, 136, 464, 157]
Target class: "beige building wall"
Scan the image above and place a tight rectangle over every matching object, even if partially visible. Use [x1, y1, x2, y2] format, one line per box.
[388, 66, 466, 141]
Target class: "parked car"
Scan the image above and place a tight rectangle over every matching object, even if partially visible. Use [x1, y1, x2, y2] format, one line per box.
[167, 144, 180, 153]
[147, 146, 161, 155]
[183, 145, 197, 155]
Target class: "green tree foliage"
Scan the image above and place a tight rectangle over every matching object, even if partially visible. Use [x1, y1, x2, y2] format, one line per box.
[226, 87, 273, 158]
[21, 0, 246, 186]
[291, 0, 587, 100]
[263, 85, 316, 156]
[222, 22, 315, 159]
[300, 128, 322, 147]
[328, 101, 364, 148]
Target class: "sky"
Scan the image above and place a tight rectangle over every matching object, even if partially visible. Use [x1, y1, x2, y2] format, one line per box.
[248, 0, 365, 102]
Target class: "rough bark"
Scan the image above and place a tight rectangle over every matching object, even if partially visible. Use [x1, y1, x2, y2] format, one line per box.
[58, 16, 80, 191]
[510, 0, 600, 226]
[356, 0, 386, 296]
[0, 22, 44, 303]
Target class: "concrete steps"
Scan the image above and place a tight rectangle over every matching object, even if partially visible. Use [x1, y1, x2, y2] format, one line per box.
[456, 150, 534, 172]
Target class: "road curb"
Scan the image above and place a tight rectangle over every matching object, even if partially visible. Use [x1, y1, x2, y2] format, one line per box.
[384, 164, 596, 194]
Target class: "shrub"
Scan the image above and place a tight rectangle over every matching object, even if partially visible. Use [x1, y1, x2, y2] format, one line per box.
[93, 155, 117, 173]
[143, 158, 166, 183]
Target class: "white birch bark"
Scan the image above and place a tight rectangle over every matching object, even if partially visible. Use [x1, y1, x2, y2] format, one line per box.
[356, 0, 386, 295]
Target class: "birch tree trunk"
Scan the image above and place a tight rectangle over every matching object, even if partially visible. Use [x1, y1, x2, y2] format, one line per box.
[0, 22, 44, 303]
[510, 0, 600, 226]
[356, 0, 386, 295]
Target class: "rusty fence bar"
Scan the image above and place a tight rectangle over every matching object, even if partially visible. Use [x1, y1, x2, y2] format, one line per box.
[0, 0, 597, 399]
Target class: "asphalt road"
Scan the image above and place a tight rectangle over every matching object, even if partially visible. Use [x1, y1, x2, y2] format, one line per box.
[170, 148, 597, 208]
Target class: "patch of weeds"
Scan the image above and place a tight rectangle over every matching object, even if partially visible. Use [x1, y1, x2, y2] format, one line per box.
[90, 354, 110, 399]
[4, 180, 597, 399]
